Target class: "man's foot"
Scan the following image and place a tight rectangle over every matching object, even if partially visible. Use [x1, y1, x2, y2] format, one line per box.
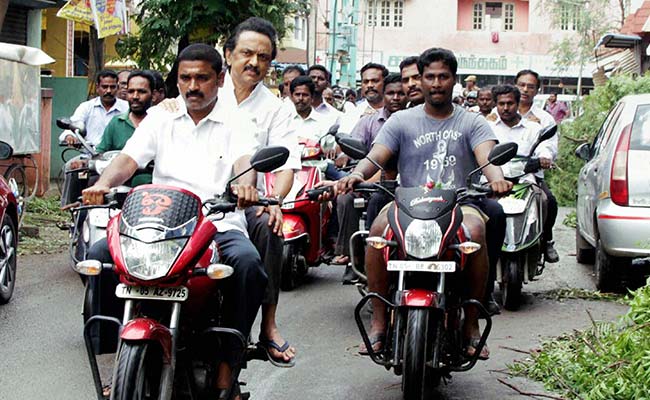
[332, 255, 349, 265]
[545, 241, 560, 263]
[465, 338, 490, 360]
[341, 265, 358, 285]
[358, 332, 385, 355]
[485, 294, 501, 316]
[258, 329, 296, 367]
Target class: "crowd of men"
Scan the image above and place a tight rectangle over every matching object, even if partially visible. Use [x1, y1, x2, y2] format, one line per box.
[63, 14, 570, 395]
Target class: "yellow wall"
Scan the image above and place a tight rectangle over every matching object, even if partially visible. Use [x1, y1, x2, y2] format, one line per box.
[42, 8, 121, 77]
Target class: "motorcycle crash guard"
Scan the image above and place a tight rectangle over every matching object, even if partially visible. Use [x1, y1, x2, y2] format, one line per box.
[120, 318, 173, 363]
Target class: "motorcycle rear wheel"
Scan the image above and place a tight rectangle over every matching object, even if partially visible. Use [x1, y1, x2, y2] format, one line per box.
[402, 308, 440, 400]
[111, 342, 163, 400]
[502, 259, 522, 311]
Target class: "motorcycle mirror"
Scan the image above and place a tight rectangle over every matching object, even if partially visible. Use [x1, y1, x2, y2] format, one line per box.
[488, 142, 519, 166]
[250, 146, 290, 173]
[0, 141, 14, 160]
[326, 123, 339, 136]
[56, 118, 86, 137]
[528, 125, 557, 157]
[338, 136, 368, 160]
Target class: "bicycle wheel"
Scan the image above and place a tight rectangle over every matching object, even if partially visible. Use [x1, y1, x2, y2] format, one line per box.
[4, 163, 27, 199]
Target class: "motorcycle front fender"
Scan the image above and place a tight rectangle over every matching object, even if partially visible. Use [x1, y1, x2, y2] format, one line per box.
[120, 318, 172, 363]
[400, 289, 439, 307]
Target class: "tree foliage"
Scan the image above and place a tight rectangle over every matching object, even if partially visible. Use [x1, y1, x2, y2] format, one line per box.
[547, 74, 650, 206]
[115, 0, 310, 71]
[540, 0, 623, 76]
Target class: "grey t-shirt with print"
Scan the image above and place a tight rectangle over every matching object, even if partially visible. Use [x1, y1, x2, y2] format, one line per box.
[373, 104, 496, 189]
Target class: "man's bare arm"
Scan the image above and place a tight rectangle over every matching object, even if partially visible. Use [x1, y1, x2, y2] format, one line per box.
[82, 154, 138, 204]
[272, 169, 294, 198]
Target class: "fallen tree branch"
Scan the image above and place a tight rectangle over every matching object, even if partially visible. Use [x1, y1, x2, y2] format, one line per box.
[499, 345, 532, 355]
[497, 378, 567, 400]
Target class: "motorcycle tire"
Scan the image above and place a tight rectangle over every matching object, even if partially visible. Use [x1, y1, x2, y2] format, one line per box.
[0, 213, 17, 304]
[280, 244, 298, 291]
[502, 259, 522, 311]
[111, 342, 163, 400]
[402, 308, 439, 400]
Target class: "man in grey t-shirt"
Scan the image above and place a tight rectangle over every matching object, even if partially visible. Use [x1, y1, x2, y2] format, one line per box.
[335, 48, 512, 359]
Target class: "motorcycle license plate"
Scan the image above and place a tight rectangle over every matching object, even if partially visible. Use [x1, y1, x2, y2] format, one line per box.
[115, 284, 189, 301]
[387, 260, 456, 273]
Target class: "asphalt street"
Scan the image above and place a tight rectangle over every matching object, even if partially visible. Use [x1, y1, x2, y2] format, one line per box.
[0, 208, 631, 399]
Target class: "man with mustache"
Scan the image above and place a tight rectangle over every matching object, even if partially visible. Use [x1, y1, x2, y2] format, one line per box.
[399, 56, 424, 107]
[221, 17, 301, 367]
[59, 70, 128, 146]
[475, 88, 495, 118]
[116, 70, 131, 101]
[338, 62, 389, 134]
[308, 64, 341, 118]
[514, 69, 559, 263]
[331, 73, 407, 280]
[82, 44, 267, 398]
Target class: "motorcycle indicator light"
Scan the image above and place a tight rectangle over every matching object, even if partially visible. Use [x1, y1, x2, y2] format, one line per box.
[74, 259, 102, 276]
[301, 146, 321, 158]
[457, 241, 481, 255]
[366, 236, 391, 249]
[207, 263, 234, 280]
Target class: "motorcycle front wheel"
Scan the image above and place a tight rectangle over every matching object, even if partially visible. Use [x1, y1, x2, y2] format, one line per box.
[502, 258, 522, 311]
[111, 342, 163, 400]
[402, 308, 440, 400]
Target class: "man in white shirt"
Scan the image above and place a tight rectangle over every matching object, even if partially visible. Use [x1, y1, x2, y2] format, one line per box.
[338, 62, 389, 134]
[514, 70, 559, 263]
[82, 44, 267, 395]
[59, 70, 129, 146]
[307, 64, 342, 119]
[290, 76, 338, 143]
[221, 17, 300, 367]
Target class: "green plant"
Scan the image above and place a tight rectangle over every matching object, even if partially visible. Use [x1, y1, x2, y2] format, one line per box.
[546, 74, 650, 206]
[511, 279, 650, 399]
[563, 210, 577, 228]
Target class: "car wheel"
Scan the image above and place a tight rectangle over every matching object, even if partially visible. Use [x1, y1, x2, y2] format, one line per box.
[576, 227, 595, 264]
[594, 239, 628, 293]
[0, 213, 17, 304]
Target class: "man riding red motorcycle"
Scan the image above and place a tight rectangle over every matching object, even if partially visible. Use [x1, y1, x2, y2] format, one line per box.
[332, 48, 511, 360]
[82, 44, 269, 399]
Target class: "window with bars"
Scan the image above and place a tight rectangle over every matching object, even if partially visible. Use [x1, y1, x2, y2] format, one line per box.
[473, 3, 484, 30]
[367, 0, 376, 26]
[394, 0, 403, 27]
[294, 16, 306, 41]
[503, 3, 514, 31]
[559, 3, 579, 31]
[368, 0, 403, 28]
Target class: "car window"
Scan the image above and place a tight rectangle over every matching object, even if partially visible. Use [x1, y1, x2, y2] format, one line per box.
[592, 103, 624, 157]
[631, 104, 650, 151]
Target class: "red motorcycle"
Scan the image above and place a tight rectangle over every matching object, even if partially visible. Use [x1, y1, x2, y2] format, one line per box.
[77, 146, 289, 400]
[264, 136, 335, 290]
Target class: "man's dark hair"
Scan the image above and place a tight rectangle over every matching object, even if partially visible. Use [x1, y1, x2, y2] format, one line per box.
[399, 56, 419, 72]
[127, 70, 155, 91]
[417, 48, 458, 77]
[223, 17, 278, 60]
[478, 87, 493, 97]
[177, 43, 223, 74]
[345, 88, 356, 98]
[514, 69, 541, 89]
[492, 84, 520, 104]
[96, 69, 118, 84]
[145, 70, 166, 92]
[307, 64, 331, 82]
[360, 62, 389, 78]
[383, 73, 402, 89]
[278, 83, 284, 94]
[290, 75, 315, 95]
[283, 65, 306, 77]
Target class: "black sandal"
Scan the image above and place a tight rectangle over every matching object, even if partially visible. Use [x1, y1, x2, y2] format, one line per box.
[358, 334, 385, 355]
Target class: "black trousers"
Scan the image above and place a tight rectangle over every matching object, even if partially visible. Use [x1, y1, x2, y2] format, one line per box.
[471, 198, 506, 296]
[335, 192, 362, 256]
[537, 179, 558, 242]
[245, 207, 283, 305]
[86, 230, 267, 363]
[366, 191, 392, 228]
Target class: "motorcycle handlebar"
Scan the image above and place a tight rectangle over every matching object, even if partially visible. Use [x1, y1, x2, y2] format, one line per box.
[206, 196, 278, 215]
[306, 186, 334, 201]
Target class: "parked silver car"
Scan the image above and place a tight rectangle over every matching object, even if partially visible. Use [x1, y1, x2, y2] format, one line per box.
[575, 94, 650, 291]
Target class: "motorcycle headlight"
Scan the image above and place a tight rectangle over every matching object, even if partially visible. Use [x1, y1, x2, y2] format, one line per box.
[404, 219, 443, 259]
[302, 146, 321, 158]
[120, 236, 187, 280]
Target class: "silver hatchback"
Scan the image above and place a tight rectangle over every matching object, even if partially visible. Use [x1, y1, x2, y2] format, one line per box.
[575, 94, 650, 292]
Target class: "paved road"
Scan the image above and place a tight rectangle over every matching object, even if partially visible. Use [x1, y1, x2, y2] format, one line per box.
[0, 209, 631, 399]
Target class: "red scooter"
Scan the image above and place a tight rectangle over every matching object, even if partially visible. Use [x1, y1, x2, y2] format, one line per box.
[264, 133, 339, 291]
[76, 147, 289, 400]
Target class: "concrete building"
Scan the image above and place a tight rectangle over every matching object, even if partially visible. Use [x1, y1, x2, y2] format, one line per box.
[314, 0, 625, 94]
